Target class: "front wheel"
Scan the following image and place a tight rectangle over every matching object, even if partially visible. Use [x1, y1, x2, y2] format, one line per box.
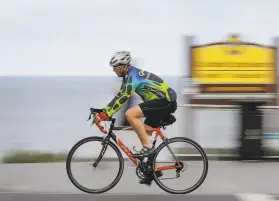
[152, 137, 208, 194]
[66, 136, 124, 194]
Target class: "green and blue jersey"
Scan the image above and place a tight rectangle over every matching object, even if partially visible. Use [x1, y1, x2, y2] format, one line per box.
[104, 66, 177, 117]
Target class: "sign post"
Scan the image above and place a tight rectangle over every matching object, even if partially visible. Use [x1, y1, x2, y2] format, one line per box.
[238, 101, 265, 160]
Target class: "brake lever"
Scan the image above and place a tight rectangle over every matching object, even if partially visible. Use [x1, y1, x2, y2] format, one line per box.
[87, 113, 96, 125]
[87, 113, 92, 121]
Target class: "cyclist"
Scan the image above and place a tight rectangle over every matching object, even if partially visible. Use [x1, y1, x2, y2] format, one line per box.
[94, 51, 177, 185]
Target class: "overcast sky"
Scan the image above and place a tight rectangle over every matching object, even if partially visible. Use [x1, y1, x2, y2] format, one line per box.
[1, 0, 279, 76]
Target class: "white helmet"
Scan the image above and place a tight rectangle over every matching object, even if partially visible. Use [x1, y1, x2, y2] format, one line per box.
[109, 51, 132, 68]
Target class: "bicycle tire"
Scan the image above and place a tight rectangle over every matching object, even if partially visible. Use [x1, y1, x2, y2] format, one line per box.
[152, 137, 208, 194]
[66, 136, 124, 194]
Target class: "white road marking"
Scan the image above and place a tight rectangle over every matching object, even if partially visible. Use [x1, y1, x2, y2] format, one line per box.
[235, 194, 277, 201]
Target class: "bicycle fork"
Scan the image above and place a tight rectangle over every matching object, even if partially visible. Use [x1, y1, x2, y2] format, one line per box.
[92, 135, 110, 168]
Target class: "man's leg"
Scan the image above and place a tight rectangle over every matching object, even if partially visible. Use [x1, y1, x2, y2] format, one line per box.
[125, 105, 153, 149]
[125, 99, 171, 157]
[125, 105, 163, 186]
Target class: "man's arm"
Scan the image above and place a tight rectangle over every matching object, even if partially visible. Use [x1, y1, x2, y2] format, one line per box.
[104, 77, 138, 117]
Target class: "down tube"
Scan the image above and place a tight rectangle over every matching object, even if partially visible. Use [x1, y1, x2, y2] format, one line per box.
[111, 132, 138, 165]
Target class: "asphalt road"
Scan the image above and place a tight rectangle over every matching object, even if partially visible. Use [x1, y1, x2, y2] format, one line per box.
[0, 193, 278, 201]
[0, 161, 278, 195]
[0, 193, 238, 201]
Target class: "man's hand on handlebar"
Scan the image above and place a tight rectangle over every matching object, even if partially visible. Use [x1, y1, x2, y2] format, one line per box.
[94, 112, 109, 123]
[94, 112, 109, 134]
[89, 108, 110, 134]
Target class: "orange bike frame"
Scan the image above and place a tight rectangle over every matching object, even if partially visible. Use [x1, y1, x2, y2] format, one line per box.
[113, 127, 164, 166]
[96, 120, 182, 171]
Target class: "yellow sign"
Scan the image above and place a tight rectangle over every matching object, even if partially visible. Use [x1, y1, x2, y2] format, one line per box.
[192, 37, 276, 84]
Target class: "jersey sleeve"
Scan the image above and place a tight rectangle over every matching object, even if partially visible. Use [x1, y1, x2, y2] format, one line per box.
[103, 75, 139, 117]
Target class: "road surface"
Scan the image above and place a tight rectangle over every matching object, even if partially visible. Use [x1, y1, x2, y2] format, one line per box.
[0, 160, 278, 201]
[0, 193, 278, 201]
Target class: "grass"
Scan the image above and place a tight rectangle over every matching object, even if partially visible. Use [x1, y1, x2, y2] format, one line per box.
[1, 150, 68, 164]
[2, 147, 279, 164]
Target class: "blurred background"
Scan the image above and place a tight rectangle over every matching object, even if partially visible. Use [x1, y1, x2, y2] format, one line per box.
[1, 0, 279, 195]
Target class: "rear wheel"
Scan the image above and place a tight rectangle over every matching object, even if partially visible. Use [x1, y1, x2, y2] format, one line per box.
[66, 136, 124, 194]
[152, 137, 208, 194]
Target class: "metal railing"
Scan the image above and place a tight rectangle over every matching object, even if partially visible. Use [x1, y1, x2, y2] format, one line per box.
[178, 104, 279, 109]
[176, 103, 279, 159]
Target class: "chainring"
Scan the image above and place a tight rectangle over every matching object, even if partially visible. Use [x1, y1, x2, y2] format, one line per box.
[136, 166, 147, 179]
[135, 160, 154, 179]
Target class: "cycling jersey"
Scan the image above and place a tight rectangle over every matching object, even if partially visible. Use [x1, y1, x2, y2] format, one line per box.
[104, 66, 177, 117]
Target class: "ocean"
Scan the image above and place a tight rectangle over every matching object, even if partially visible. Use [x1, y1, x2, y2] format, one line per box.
[0, 76, 188, 157]
[0, 76, 278, 158]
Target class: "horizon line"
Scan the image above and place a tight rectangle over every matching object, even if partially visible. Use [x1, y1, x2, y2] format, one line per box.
[0, 75, 184, 77]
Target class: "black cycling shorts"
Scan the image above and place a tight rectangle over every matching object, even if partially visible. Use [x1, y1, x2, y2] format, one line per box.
[139, 98, 177, 128]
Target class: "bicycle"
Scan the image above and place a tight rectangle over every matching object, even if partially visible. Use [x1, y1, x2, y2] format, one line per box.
[66, 108, 208, 194]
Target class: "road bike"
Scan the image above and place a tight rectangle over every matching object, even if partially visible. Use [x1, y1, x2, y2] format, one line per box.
[66, 108, 208, 194]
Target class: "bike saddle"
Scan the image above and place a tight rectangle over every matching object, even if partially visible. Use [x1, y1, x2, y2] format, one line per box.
[161, 114, 176, 126]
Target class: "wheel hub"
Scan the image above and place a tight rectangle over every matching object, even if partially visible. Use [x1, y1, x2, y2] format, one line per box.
[175, 161, 187, 172]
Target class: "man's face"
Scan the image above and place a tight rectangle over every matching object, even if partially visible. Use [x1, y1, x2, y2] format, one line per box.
[113, 66, 125, 77]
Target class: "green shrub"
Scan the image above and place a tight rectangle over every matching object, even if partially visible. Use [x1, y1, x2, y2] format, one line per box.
[2, 150, 67, 163]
